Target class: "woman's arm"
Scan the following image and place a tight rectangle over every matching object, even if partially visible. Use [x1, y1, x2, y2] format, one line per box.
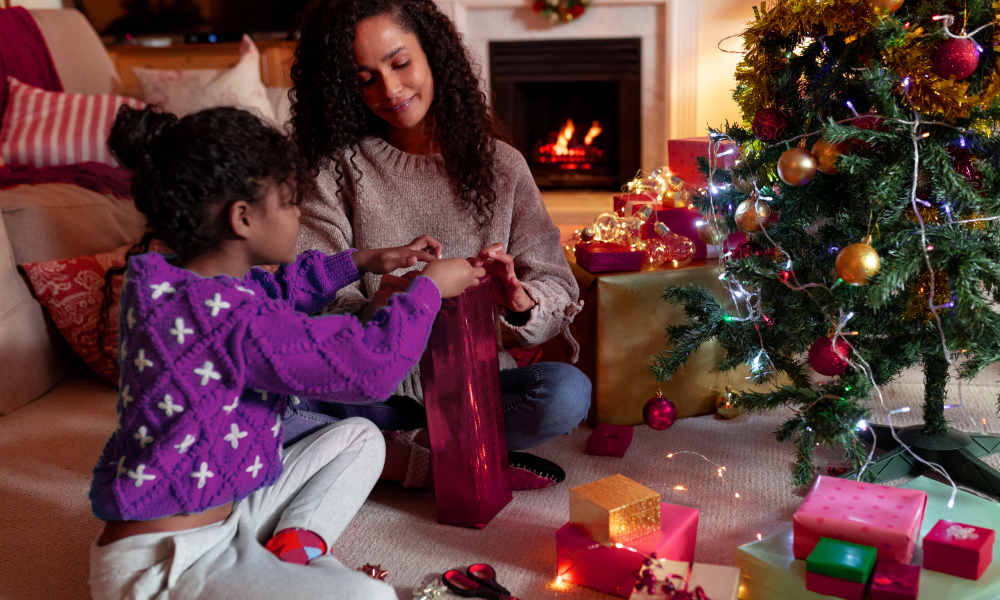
[241, 277, 442, 402]
[500, 153, 583, 352]
[296, 166, 372, 316]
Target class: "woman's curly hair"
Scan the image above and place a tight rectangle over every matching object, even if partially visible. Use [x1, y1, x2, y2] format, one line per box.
[97, 105, 314, 358]
[291, 0, 507, 227]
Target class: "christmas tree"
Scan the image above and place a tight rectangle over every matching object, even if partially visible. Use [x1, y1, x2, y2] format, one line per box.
[651, 0, 1000, 494]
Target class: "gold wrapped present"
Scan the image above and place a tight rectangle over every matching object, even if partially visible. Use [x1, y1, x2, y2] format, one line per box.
[569, 474, 661, 545]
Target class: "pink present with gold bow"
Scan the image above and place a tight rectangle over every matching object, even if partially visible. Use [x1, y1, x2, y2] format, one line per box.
[575, 242, 642, 273]
[793, 476, 927, 564]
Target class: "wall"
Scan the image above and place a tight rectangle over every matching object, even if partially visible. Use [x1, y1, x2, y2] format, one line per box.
[10, 0, 69, 8]
[695, 0, 757, 134]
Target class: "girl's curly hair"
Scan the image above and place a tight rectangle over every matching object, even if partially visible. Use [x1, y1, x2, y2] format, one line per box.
[291, 0, 507, 227]
[97, 105, 314, 358]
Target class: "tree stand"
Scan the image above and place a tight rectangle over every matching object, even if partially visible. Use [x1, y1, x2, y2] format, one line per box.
[840, 352, 1000, 497]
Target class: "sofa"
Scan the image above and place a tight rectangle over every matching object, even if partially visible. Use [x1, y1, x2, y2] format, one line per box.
[0, 10, 291, 599]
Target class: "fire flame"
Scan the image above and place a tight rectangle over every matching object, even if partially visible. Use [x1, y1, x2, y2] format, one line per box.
[584, 120, 602, 145]
[553, 119, 575, 156]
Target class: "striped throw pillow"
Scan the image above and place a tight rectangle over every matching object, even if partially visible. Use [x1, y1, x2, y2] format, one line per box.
[0, 77, 145, 168]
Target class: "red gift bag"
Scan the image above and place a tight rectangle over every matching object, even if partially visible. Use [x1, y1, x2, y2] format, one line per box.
[420, 275, 513, 528]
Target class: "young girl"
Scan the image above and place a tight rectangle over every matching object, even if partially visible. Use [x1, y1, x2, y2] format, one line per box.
[290, 0, 592, 490]
[88, 105, 484, 600]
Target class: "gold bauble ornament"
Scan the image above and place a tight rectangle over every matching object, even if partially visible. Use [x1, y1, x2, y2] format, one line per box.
[734, 197, 772, 233]
[835, 236, 881, 286]
[697, 216, 729, 245]
[715, 386, 742, 419]
[811, 138, 848, 174]
[777, 147, 817, 186]
[864, 0, 904, 16]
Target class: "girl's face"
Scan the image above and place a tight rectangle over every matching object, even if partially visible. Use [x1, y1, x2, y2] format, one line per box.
[353, 15, 434, 132]
[249, 182, 301, 265]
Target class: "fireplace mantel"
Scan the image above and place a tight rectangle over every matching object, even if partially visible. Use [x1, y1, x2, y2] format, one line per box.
[434, 0, 699, 168]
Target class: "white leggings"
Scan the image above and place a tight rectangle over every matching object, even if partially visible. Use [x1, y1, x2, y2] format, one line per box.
[89, 418, 394, 600]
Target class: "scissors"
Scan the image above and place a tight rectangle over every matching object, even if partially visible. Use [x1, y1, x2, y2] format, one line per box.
[442, 563, 519, 600]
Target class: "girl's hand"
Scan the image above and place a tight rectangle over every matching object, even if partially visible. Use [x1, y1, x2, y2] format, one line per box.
[421, 258, 487, 299]
[469, 243, 536, 314]
[352, 235, 443, 274]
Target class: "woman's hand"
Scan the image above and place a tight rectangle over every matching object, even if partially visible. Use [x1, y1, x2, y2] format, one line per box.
[351, 235, 443, 275]
[469, 243, 536, 314]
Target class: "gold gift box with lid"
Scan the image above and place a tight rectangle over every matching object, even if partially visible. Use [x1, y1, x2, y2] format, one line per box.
[569, 474, 661, 545]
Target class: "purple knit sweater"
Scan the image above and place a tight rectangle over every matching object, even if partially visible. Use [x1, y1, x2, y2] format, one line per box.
[90, 250, 441, 521]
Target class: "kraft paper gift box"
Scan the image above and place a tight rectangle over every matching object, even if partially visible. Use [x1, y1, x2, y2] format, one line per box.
[667, 136, 738, 187]
[869, 560, 920, 600]
[793, 475, 927, 564]
[656, 560, 741, 600]
[555, 502, 698, 598]
[804, 537, 876, 600]
[574, 242, 642, 273]
[736, 477, 1000, 600]
[585, 424, 633, 457]
[569, 474, 660, 545]
[923, 519, 995, 580]
[420, 275, 512, 529]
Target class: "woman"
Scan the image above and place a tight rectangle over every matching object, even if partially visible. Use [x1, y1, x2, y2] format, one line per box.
[289, 0, 591, 489]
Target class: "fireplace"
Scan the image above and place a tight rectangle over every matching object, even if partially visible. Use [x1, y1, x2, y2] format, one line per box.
[490, 38, 641, 190]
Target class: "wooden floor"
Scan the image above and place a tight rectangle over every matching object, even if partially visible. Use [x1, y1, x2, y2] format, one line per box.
[540, 190, 613, 241]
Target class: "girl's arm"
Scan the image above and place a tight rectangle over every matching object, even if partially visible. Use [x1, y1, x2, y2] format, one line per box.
[241, 249, 361, 315]
[240, 276, 442, 403]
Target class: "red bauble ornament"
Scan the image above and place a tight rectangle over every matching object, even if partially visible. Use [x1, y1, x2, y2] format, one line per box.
[569, 4, 585, 17]
[851, 114, 886, 152]
[752, 108, 789, 143]
[933, 38, 980, 81]
[643, 392, 677, 430]
[733, 240, 765, 260]
[808, 337, 851, 376]
[532, 1, 544, 11]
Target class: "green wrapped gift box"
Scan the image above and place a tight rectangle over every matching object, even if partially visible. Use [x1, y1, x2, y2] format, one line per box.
[736, 477, 1000, 600]
[806, 538, 877, 584]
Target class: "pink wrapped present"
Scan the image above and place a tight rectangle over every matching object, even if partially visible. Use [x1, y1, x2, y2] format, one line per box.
[805, 571, 867, 600]
[639, 207, 746, 260]
[793, 476, 927, 564]
[585, 424, 633, 457]
[870, 560, 920, 600]
[421, 275, 512, 529]
[923, 519, 995, 580]
[667, 137, 738, 187]
[575, 242, 642, 273]
[555, 502, 698, 598]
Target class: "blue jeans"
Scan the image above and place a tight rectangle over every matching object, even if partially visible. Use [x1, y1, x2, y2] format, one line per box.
[284, 362, 592, 451]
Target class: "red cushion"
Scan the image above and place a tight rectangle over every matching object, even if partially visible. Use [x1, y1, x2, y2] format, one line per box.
[22, 242, 165, 385]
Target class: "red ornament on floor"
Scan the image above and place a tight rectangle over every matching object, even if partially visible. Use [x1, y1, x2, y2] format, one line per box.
[933, 38, 980, 81]
[808, 337, 851, 377]
[752, 107, 789, 143]
[643, 391, 677, 430]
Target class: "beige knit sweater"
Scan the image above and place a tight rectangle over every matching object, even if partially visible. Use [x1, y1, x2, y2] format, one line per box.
[296, 136, 582, 403]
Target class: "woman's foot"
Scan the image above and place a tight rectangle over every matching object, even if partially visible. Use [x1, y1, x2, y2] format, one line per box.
[507, 451, 565, 490]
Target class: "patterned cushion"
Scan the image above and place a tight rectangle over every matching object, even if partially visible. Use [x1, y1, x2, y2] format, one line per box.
[0, 77, 145, 167]
[22, 242, 166, 385]
[132, 35, 276, 125]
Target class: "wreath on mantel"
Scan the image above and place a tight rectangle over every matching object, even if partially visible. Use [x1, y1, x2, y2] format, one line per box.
[531, 0, 591, 23]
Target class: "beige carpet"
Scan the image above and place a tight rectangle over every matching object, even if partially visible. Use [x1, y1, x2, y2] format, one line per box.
[331, 369, 1000, 600]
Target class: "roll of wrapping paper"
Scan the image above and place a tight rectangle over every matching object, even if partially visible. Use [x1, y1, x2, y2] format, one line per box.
[420, 275, 513, 529]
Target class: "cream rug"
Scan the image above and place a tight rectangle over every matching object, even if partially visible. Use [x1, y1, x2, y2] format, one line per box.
[331, 370, 1000, 600]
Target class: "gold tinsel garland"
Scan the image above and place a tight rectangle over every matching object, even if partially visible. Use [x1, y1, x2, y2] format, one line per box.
[735, 0, 1000, 123]
[903, 271, 951, 321]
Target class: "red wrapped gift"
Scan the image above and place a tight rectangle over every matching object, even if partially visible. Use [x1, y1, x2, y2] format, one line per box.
[555, 502, 698, 598]
[667, 137, 738, 187]
[575, 242, 641, 273]
[805, 571, 867, 600]
[421, 275, 513, 529]
[585, 424, 633, 457]
[870, 560, 920, 600]
[793, 476, 927, 564]
[923, 519, 995, 580]
[638, 207, 746, 260]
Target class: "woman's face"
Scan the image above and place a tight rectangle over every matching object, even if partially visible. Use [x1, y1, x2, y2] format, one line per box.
[353, 15, 434, 132]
